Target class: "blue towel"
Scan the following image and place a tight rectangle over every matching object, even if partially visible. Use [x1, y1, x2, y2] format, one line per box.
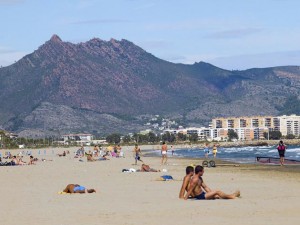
[160, 175, 173, 180]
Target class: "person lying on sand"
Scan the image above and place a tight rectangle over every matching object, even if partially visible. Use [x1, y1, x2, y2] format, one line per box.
[179, 166, 194, 199]
[140, 164, 160, 172]
[184, 165, 240, 200]
[57, 151, 66, 157]
[62, 184, 96, 194]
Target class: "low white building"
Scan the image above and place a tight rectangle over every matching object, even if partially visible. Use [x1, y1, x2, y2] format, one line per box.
[62, 133, 93, 145]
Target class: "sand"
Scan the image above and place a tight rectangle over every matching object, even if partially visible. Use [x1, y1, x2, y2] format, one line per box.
[0, 146, 299, 225]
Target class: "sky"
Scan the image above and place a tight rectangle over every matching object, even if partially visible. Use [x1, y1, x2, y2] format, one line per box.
[1, 0, 300, 70]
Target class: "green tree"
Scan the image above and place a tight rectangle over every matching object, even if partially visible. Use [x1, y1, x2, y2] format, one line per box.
[188, 133, 198, 142]
[177, 133, 187, 141]
[162, 132, 176, 143]
[148, 132, 157, 143]
[106, 133, 121, 144]
[285, 134, 295, 139]
[227, 129, 238, 141]
[266, 131, 282, 140]
[122, 135, 131, 143]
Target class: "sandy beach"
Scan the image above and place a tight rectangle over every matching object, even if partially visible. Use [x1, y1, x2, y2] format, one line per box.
[0, 146, 299, 225]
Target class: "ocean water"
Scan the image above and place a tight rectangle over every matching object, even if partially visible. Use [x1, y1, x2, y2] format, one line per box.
[151, 145, 300, 164]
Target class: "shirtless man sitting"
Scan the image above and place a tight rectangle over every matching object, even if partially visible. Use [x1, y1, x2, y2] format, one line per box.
[179, 166, 194, 199]
[184, 165, 240, 200]
[63, 184, 96, 194]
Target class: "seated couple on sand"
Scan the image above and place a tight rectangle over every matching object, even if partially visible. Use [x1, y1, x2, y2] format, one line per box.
[62, 184, 96, 194]
[179, 165, 240, 200]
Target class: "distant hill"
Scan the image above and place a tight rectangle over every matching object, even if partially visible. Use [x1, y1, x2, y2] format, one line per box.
[0, 34, 300, 137]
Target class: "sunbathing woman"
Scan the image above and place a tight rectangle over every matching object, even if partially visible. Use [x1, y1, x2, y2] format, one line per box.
[62, 184, 96, 194]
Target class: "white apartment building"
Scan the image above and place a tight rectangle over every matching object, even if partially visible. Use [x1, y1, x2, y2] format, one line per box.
[279, 114, 300, 136]
[62, 133, 93, 145]
[163, 114, 300, 141]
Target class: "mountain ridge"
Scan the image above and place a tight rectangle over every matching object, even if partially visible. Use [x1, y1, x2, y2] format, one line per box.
[0, 34, 300, 137]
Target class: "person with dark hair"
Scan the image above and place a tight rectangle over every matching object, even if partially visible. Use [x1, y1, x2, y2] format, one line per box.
[62, 184, 96, 194]
[179, 166, 194, 199]
[184, 165, 240, 200]
[28, 155, 35, 165]
[133, 144, 143, 165]
[140, 164, 160, 172]
[277, 140, 286, 166]
[161, 141, 168, 165]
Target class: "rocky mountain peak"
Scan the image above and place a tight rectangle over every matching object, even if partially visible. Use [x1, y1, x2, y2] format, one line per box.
[50, 34, 62, 43]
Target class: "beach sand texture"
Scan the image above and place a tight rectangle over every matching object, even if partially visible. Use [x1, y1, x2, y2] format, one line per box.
[0, 146, 299, 225]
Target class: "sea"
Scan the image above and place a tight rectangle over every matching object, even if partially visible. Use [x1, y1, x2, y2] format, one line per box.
[150, 145, 300, 164]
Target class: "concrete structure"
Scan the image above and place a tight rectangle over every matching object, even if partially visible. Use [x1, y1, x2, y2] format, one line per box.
[212, 114, 300, 139]
[279, 114, 300, 136]
[163, 114, 300, 141]
[62, 133, 93, 145]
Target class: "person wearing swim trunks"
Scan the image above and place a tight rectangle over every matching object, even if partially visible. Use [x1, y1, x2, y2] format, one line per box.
[161, 142, 168, 165]
[63, 184, 96, 194]
[277, 140, 286, 166]
[179, 166, 194, 199]
[204, 143, 209, 158]
[133, 144, 143, 165]
[183, 165, 240, 200]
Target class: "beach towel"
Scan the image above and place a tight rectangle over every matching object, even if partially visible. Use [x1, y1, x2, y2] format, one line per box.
[122, 168, 136, 173]
[158, 175, 174, 181]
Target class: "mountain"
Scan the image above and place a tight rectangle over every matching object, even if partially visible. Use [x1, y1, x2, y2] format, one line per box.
[0, 34, 300, 137]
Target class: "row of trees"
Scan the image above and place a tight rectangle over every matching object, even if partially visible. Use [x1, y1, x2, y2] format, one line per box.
[1, 129, 299, 149]
[106, 132, 199, 144]
[0, 131, 63, 149]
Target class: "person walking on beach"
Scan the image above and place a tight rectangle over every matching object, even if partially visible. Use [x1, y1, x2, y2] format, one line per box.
[133, 144, 143, 165]
[212, 144, 218, 158]
[184, 165, 240, 200]
[277, 140, 286, 166]
[171, 145, 175, 156]
[179, 166, 194, 199]
[204, 143, 209, 158]
[161, 141, 168, 165]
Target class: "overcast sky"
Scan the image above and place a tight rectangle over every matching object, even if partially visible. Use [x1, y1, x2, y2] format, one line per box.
[1, 0, 300, 70]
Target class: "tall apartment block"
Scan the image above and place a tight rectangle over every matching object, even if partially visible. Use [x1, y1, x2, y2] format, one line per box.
[212, 115, 300, 140]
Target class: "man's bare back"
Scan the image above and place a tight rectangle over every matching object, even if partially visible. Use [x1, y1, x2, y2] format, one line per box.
[179, 166, 194, 199]
[184, 165, 240, 200]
